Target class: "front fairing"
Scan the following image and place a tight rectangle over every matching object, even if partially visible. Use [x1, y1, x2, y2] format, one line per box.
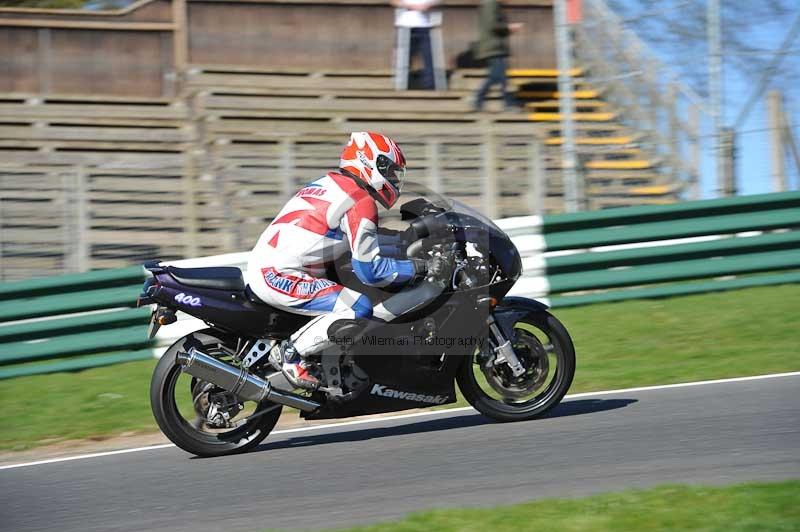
[386, 187, 523, 288]
[437, 207, 523, 284]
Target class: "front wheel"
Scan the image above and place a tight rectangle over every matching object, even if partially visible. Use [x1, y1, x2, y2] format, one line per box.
[457, 309, 575, 422]
[150, 329, 283, 457]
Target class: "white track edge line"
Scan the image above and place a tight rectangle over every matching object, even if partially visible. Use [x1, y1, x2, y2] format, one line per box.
[2, 370, 799, 471]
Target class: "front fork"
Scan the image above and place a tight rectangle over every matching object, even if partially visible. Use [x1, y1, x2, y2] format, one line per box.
[486, 315, 526, 377]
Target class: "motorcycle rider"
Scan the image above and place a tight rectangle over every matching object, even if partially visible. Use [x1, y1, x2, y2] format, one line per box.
[246, 132, 446, 389]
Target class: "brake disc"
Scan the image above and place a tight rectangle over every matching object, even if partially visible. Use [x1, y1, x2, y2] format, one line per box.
[481, 329, 550, 399]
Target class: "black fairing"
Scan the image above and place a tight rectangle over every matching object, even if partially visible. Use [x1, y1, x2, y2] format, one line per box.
[407, 209, 523, 286]
[141, 197, 533, 419]
[302, 292, 490, 419]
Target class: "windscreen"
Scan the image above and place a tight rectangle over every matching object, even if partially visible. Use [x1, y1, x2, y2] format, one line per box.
[378, 181, 503, 234]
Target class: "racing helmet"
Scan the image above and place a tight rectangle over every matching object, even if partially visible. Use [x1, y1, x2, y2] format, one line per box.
[339, 131, 407, 209]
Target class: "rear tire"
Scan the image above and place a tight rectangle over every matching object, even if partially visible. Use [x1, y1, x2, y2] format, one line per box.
[457, 310, 575, 422]
[150, 329, 282, 457]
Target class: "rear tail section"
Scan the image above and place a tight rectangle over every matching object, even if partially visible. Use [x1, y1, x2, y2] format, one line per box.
[137, 261, 311, 339]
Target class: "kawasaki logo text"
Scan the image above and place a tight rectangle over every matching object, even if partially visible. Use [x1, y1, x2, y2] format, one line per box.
[370, 384, 448, 404]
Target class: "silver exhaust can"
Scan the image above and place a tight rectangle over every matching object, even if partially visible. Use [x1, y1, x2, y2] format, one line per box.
[175, 347, 319, 412]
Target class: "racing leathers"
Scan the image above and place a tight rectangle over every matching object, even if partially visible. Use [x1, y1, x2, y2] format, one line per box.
[246, 171, 419, 359]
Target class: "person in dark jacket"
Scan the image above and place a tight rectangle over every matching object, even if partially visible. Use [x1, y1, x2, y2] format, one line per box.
[473, 0, 523, 111]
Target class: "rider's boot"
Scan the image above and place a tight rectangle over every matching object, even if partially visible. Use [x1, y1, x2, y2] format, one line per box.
[278, 341, 320, 390]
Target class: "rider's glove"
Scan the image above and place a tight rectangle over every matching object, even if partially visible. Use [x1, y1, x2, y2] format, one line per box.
[426, 255, 449, 278]
[411, 258, 427, 281]
[411, 255, 450, 282]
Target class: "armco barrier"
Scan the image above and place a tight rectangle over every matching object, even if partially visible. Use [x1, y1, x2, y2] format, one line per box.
[1, 191, 798, 379]
[0, 266, 151, 379]
[532, 190, 800, 305]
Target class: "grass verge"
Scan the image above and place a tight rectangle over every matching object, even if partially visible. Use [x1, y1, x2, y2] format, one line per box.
[2, 284, 799, 451]
[334, 480, 800, 532]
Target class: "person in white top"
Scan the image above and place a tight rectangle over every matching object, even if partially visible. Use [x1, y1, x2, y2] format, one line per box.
[392, 0, 442, 89]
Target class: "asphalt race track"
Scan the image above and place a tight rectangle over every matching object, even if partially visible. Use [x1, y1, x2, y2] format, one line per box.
[2, 374, 799, 532]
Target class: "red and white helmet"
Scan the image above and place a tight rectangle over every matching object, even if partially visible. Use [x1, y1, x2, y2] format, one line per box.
[339, 131, 406, 209]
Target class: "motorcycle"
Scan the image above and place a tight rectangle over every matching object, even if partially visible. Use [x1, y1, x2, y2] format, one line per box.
[141, 191, 575, 457]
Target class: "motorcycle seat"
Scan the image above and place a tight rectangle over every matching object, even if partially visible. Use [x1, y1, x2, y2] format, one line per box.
[167, 265, 246, 291]
[245, 285, 269, 305]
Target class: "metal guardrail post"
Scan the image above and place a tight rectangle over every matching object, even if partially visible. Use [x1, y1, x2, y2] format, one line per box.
[74, 166, 89, 273]
[36, 28, 52, 94]
[644, 53, 661, 136]
[281, 138, 295, 202]
[183, 149, 200, 257]
[666, 82, 679, 185]
[554, 0, 581, 212]
[528, 138, 544, 215]
[720, 128, 737, 196]
[768, 91, 787, 192]
[426, 138, 441, 193]
[482, 127, 498, 219]
[688, 106, 701, 199]
[183, 90, 202, 257]
[708, 0, 724, 197]
[172, 0, 188, 95]
[62, 169, 87, 273]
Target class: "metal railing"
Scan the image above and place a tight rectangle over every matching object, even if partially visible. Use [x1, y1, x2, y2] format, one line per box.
[572, 0, 706, 199]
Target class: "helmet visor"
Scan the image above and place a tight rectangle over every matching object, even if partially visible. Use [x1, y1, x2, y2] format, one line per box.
[376, 154, 405, 192]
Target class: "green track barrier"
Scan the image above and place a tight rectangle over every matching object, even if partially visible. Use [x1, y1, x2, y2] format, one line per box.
[548, 248, 800, 292]
[0, 266, 145, 300]
[0, 307, 151, 343]
[544, 208, 800, 251]
[1, 192, 799, 379]
[0, 349, 155, 380]
[542, 190, 800, 232]
[0, 284, 141, 322]
[0, 324, 152, 365]
[545, 231, 800, 273]
[549, 273, 800, 308]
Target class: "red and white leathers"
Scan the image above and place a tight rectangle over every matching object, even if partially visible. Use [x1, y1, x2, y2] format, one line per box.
[246, 171, 416, 356]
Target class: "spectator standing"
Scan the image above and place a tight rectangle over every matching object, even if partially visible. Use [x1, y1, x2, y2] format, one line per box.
[473, 0, 523, 111]
[393, 0, 442, 90]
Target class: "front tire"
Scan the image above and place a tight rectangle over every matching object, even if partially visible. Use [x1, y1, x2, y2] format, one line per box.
[457, 310, 575, 422]
[150, 329, 283, 457]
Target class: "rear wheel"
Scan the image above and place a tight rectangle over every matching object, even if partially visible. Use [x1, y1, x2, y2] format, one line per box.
[150, 329, 283, 457]
[457, 309, 575, 421]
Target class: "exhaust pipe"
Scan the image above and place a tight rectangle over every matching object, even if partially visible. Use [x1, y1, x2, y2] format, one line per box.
[176, 347, 320, 412]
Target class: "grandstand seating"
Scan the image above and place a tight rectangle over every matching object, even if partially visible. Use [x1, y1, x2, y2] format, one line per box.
[185, 65, 676, 205]
[1, 66, 680, 279]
